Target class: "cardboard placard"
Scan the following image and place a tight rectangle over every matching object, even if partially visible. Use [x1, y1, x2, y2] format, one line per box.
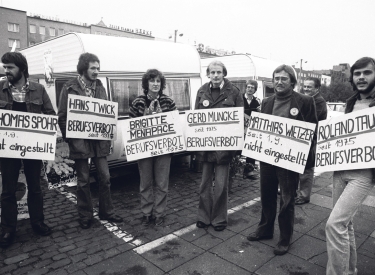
[66, 94, 118, 140]
[242, 112, 316, 174]
[185, 107, 244, 151]
[122, 110, 185, 161]
[315, 107, 375, 172]
[0, 109, 57, 160]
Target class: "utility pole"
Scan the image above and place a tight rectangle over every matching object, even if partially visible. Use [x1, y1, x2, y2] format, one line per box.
[174, 30, 183, 43]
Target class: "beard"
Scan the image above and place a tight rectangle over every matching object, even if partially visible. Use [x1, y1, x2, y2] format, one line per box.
[6, 70, 23, 84]
[83, 70, 97, 82]
[356, 78, 375, 94]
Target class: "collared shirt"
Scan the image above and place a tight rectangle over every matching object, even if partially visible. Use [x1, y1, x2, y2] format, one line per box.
[244, 93, 254, 105]
[9, 80, 29, 103]
[77, 75, 96, 97]
[209, 80, 224, 91]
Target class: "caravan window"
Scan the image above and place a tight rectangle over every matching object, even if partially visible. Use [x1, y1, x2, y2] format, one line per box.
[109, 78, 190, 117]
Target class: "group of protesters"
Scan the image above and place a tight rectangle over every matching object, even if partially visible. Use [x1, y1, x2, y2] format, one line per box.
[1, 50, 374, 275]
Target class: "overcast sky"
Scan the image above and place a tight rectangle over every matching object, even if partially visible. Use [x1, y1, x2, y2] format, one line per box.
[2, 0, 375, 70]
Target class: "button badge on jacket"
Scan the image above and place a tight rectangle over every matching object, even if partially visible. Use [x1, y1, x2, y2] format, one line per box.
[290, 107, 299, 116]
[203, 100, 209, 107]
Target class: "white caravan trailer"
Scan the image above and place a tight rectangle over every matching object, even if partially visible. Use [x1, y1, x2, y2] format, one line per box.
[20, 33, 202, 169]
[200, 54, 283, 101]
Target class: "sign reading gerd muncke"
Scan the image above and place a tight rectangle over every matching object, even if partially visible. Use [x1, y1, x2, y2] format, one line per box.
[315, 107, 375, 173]
[0, 109, 57, 160]
[122, 110, 186, 161]
[185, 107, 244, 151]
[242, 112, 316, 174]
[66, 94, 118, 140]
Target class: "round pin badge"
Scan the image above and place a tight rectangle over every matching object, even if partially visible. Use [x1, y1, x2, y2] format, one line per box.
[203, 100, 209, 107]
[290, 108, 299, 116]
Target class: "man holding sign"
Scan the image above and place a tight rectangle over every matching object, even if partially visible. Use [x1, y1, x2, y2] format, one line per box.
[326, 57, 375, 275]
[247, 65, 317, 255]
[58, 53, 122, 229]
[195, 61, 243, 232]
[0, 52, 55, 248]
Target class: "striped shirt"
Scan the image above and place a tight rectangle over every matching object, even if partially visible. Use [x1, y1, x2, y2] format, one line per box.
[129, 94, 176, 118]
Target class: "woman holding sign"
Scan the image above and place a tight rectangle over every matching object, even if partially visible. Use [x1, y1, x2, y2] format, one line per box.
[129, 69, 176, 226]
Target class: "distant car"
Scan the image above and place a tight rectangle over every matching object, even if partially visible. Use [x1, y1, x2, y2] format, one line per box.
[326, 102, 345, 119]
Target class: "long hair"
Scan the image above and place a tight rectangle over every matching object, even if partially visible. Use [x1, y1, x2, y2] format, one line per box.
[1, 52, 29, 78]
[141, 69, 166, 95]
[77, 53, 100, 75]
[349, 57, 375, 87]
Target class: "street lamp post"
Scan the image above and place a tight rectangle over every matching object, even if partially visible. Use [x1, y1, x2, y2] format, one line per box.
[298, 59, 307, 92]
[174, 30, 183, 43]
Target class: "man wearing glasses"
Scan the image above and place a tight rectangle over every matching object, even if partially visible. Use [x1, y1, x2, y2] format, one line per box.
[247, 65, 317, 255]
[243, 80, 261, 179]
[295, 77, 327, 205]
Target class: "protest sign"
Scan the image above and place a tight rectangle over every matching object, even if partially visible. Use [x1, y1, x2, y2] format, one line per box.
[66, 94, 118, 140]
[242, 112, 316, 174]
[185, 107, 244, 151]
[122, 110, 185, 161]
[0, 109, 57, 160]
[315, 107, 375, 172]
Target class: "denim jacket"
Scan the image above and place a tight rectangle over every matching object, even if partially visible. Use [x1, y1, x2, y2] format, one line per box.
[57, 77, 111, 159]
[0, 79, 55, 115]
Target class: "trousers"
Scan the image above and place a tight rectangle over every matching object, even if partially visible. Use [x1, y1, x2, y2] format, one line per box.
[1, 158, 44, 232]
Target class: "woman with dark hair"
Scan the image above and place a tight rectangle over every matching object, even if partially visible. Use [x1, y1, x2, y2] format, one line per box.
[129, 69, 176, 226]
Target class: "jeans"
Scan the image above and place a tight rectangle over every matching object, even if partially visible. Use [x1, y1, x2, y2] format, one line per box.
[326, 169, 374, 275]
[296, 166, 314, 201]
[198, 162, 229, 227]
[75, 157, 114, 220]
[255, 162, 299, 246]
[138, 154, 171, 218]
[1, 158, 44, 233]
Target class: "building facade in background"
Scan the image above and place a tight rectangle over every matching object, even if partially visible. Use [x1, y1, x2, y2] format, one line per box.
[0, 6, 154, 56]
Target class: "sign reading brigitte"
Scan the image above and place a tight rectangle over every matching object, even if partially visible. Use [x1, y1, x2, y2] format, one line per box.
[0, 109, 57, 160]
[185, 107, 244, 151]
[123, 110, 185, 161]
[66, 94, 118, 140]
[242, 112, 316, 174]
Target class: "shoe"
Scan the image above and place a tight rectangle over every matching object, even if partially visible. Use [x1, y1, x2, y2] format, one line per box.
[155, 217, 164, 226]
[274, 244, 290, 255]
[100, 214, 123, 223]
[247, 232, 273, 241]
[295, 197, 310, 205]
[0, 232, 15, 248]
[214, 225, 226, 231]
[78, 219, 92, 229]
[32, 222, 52, 236]
[196, 221, 209, 228]
[142, 216, 153, 226]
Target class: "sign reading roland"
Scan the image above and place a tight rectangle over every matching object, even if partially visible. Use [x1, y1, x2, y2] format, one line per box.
[315, 107, 375, 173]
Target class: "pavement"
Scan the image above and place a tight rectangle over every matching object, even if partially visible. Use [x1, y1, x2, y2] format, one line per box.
[1, 159, 375, 275]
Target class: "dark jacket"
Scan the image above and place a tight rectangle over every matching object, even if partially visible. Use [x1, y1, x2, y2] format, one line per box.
[312, 92, 327, 121]
[58, 77, 111, 159]
[344, 91, 375, 113]
[194, 78, 244, 164]
[0, 79, 55, 115]
[243, 94, 261, 116]
[261, 90, 318, 170]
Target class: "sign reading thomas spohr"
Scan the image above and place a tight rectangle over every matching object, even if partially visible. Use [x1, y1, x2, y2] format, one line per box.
[242, 112, 316, 174]
[0, 109, 57, 160]
[66, 94, 118, 140]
